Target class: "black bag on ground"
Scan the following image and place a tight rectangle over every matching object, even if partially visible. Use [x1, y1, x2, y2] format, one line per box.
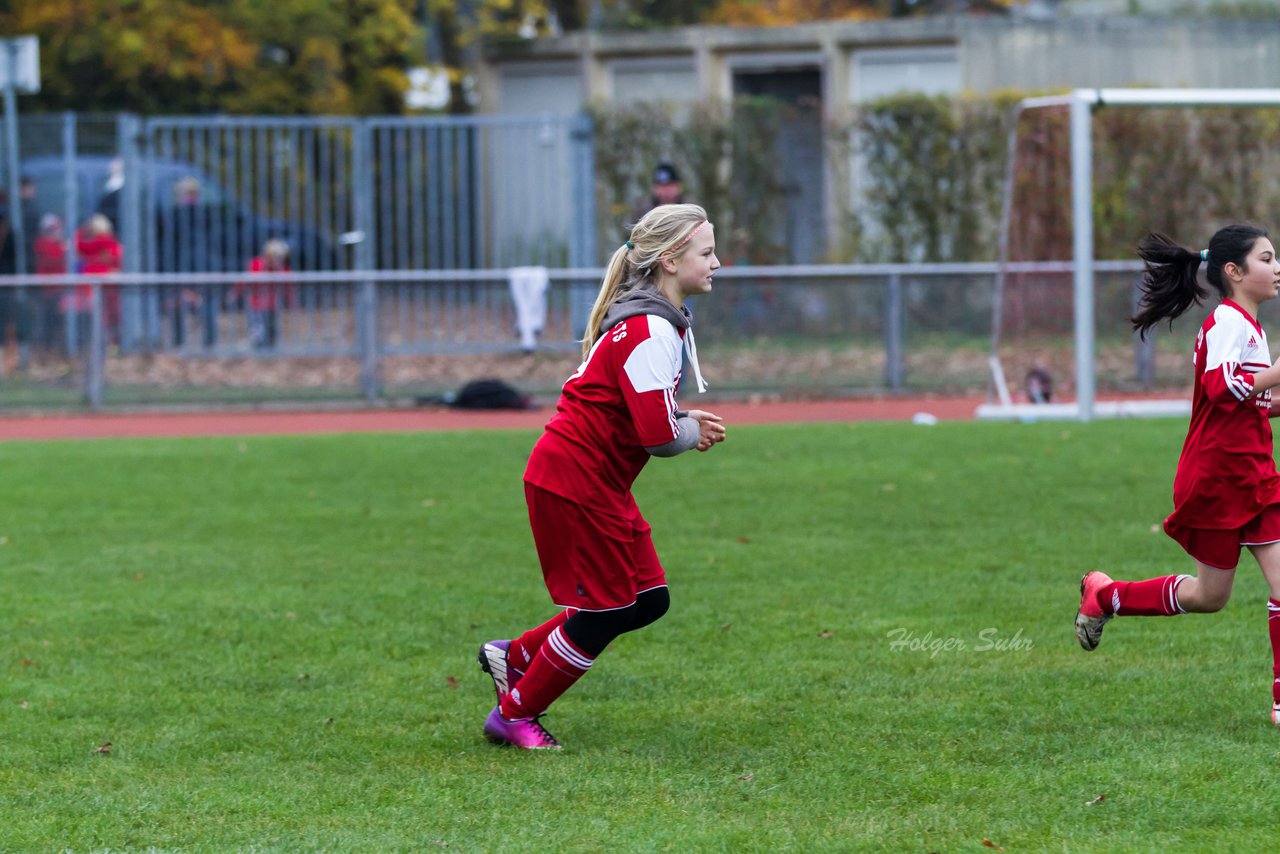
[443, 379, 532, 410]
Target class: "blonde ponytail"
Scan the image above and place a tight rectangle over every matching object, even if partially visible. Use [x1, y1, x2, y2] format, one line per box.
[581, 203, 710, 358]
[582, 244, 634, 358]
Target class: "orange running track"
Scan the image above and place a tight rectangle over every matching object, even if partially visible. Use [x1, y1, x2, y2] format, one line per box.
[0, 397, 985, 442]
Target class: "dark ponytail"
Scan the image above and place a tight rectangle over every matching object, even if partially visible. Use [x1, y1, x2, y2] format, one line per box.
[1131, 224, 1269, 339]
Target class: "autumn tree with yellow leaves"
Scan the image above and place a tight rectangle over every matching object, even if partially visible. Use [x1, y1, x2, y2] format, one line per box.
[703, 0, 1013, 25]
[2, 0, 435, 114]
[0, 0, 1007, 114]
[4, 0, 258, 113]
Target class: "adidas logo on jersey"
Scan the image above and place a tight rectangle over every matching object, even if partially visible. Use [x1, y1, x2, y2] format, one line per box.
[1249, 335, 1259, 348]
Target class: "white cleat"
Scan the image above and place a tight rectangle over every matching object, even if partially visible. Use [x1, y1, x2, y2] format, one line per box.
[477, 639, 522, 702]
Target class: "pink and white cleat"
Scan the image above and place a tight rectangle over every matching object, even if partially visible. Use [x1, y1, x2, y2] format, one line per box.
[483, 705, 561, 750]
[1075, 571, 1114, 652]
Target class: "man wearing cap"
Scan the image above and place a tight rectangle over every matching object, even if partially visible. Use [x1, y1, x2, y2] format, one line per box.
[632, 162, 693, 222]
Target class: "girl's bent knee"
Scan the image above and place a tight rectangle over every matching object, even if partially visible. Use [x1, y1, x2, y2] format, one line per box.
[634, 587, 670, 629]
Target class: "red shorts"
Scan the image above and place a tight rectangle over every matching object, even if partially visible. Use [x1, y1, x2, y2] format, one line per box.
[1164, 503, 1280, 569]
[524, 482, 666, 611]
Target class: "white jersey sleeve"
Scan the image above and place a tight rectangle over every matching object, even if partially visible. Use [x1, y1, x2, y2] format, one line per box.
[1202, 305, 1255, 403]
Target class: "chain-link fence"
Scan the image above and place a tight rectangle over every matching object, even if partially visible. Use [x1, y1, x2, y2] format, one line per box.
[0, 261, 1206, 410]
[0, 111, 600, 408]
[0, 110, 1219, 411]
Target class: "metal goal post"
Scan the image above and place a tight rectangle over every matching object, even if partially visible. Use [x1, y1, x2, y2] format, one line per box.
[1070, 88, 1280, 421]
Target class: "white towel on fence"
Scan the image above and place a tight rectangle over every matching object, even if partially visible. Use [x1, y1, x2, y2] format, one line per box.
[508, 266, 549, 351]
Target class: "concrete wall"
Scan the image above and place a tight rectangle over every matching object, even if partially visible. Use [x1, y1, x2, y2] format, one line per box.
[610, 57, 700, 106]
[961, 17, 1280, 91]
[852, 46, 962, 101]
[490, 60, 583, 115]
[480, 16, 1280, 115]
[479, 15, 1280, 262]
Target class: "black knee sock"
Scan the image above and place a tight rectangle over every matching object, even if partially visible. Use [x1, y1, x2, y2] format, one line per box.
[563, 606, 635, 657]
[563, 587, 671, 657]
[631, 586, 670, 632]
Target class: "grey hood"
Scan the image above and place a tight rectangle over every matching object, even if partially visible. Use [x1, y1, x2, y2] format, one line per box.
[597, 288, 707, 393]
[598, 288, 690, 334]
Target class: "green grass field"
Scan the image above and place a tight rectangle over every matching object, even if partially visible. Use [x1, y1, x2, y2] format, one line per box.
[3, 419, 1278, 852]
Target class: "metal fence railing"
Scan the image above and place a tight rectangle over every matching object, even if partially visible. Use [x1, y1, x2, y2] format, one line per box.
[0, 260, 1200, 411]
[3, 111, 597, 276]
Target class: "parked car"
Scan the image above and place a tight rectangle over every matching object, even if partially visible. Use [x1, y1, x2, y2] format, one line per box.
[20, 155, 339, 272]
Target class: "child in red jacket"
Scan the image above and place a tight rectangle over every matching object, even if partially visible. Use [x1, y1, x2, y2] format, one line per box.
[235, 239, 291, 349]
[73, 214, 123, 344]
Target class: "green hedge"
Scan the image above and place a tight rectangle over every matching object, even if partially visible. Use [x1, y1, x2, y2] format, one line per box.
[592, 93, 1280, 264]
[590, 97, 792, 264]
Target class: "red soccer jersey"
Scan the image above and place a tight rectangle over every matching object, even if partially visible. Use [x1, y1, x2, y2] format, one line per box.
[524, 313, 686, 519]
[1167, 299, 1280, 530]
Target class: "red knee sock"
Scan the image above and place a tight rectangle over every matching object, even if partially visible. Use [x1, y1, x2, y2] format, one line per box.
[501, 626, 594, 719]
[1268, 598, 1280, 705]
[1099, 575, 1188, 616]
[510, 609, 573, 672]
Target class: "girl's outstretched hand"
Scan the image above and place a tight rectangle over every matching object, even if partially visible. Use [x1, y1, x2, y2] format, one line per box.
[687, 410, 726, 452]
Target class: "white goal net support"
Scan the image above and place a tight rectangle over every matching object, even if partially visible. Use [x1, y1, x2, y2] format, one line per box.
[981, 88, 1280, 422]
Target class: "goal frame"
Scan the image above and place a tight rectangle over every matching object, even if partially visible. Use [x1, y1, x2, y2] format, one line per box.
[982, 88, 1280, 422]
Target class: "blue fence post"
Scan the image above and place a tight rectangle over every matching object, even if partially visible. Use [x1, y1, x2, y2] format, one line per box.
[117, 112, 144, 353]
[1132, 273, 1154, 389]
[86, 282, 104, 409]
[3, 44, 29, 370]
[885, 272, 903, 391]
[61, 113, 79, 361]
[568, 112, 597, 340]
[353, 121, 379, 402]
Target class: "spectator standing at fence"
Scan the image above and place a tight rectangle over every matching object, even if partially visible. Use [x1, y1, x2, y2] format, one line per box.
[477, 203, 725, 750]
[18, 176, 40, 266]
[0, 190, 15, 365]
[33, 214, 68, 353]
[1074, 224, 1280, 728]
[74, 214, 124, 346]
[94, 157, 125, 231]
[631, 162, 693, 222]
[0, 186, 36, 367]
[235, 238, 291, 349]
[1, 176, 42, 366]
[165, 176, 219, 348]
